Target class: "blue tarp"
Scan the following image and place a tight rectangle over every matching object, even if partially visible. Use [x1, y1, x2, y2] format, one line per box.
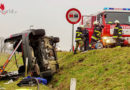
[25, 76, 47, 85]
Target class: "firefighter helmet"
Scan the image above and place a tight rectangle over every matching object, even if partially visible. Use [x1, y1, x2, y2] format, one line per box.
[115, 20, 120, 23]
[93, 21, 99, 25]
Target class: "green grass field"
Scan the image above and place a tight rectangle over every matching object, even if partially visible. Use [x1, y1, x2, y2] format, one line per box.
[51, 47, 130, 90]
[0, 53, 49, 90]
[0, 47, 130, 90]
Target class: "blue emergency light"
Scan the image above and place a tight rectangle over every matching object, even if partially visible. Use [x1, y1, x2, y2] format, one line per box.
[104, 7, 130, 11]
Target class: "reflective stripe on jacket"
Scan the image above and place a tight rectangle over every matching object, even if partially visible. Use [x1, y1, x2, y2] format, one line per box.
[113, 25, 123, 37]
[92, 25, 102, 40]
[75, 29, 82, 41]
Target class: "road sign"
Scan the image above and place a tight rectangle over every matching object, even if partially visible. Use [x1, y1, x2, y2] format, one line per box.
[66, 8, 81, 52]
[66, 8, 81, 24]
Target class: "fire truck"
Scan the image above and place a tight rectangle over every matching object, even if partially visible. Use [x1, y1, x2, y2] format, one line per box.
[81, 7, 130, 48]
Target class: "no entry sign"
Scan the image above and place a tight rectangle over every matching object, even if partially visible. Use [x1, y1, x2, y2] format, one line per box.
[66, 8, 81, 24]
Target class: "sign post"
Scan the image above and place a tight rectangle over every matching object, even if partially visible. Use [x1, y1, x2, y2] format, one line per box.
[72, 24, 74, 51]
[66, 8, 81, 51]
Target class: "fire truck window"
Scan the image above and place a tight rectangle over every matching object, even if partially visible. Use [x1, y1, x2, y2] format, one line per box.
[83, 17, 92, 28]
[97, 14, 103, 24]
[104, 14, 107, 18]
[105, 12, 130, 25]
[97, 15, 100, 21]
[99, 15, 103, 24]
[128, 16, 130, 23]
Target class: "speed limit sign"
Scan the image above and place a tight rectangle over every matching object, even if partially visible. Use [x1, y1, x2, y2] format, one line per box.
[66, 8, 81, 24]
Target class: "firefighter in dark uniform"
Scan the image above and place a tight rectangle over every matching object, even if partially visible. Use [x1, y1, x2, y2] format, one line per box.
[74, 25, 84, 54]
[89, 21, 102, 49]
[113, 20, 123, 47]
[82, 27, 89, 51]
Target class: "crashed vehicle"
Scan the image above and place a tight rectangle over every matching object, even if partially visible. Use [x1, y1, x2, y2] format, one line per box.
[0, 29, 59, 78]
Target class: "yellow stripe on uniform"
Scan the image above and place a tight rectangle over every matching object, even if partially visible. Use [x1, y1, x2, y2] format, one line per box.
[75, 38, 82, 40]
[118, 32, 122, 34]
[113, 36, 118, 38]
[114, 27, 119, 29]
[119, 29, 122, 31]
[92, 36, 98, 40]
[76, 32, 82, 34]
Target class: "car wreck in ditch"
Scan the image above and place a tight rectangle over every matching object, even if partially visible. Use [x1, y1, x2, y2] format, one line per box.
[0, 29, 60, 79]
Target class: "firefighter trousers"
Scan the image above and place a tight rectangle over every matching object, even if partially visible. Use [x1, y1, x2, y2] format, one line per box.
[84, 39, 89, 51]
[75, 40, 84, 52]
[115, 38, 122, 47]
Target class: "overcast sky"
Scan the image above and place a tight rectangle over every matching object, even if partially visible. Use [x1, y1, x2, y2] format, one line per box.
[0, 0, 130, 50]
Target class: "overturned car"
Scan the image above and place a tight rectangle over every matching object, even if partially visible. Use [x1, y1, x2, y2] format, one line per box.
[0, 29, 60, 78]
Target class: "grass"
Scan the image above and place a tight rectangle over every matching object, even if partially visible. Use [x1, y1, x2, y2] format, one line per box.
[0, 47, 130, 90]
[0, 53, 49, 90]
[50, 48, 130, 90]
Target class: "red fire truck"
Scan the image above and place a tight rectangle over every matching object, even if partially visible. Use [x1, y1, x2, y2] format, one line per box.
[81, 7, 130, 48]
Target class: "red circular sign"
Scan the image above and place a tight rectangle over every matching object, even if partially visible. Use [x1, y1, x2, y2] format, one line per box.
[66, 8, 81, 24]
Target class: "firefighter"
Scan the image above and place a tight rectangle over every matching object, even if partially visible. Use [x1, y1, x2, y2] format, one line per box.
[89, 21, 102, 49]
[74, 25, 84, 54]
[82, 27, 89, 51]
[113, 20, 123, 47]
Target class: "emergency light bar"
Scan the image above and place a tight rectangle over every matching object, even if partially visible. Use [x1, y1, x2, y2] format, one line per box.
[104, 7, 130, 11]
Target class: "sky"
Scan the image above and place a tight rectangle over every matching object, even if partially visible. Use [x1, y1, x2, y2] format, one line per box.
[0, 0, 130, 50]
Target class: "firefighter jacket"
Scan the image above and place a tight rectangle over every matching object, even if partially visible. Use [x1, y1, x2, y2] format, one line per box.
[92, 25, 102, 40]
[113, 25, 123, 38]
[75, 29, 83, 41]
[82, 29, 89, 41]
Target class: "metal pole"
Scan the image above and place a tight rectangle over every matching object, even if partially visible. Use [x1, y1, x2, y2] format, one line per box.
[25, 57, 28, 77]
[70, 78, 76, 90]
[72, 24, 74, 51]
[0, 40, 22, 75]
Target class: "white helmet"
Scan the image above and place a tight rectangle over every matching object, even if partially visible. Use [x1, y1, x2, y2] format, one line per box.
[80, 25, 84, 28]
[115, 20, 120, 23]
[93, 21, 99, 25]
